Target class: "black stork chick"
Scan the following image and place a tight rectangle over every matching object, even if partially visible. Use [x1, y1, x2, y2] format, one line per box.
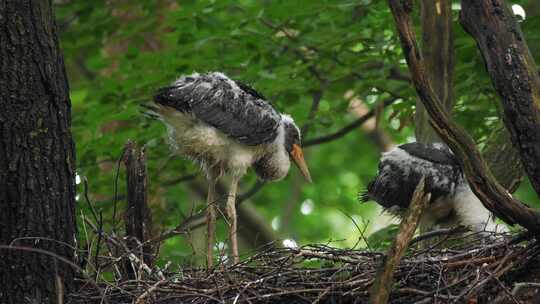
[147, 72, 312, 267]
[361, 142, 507, 234]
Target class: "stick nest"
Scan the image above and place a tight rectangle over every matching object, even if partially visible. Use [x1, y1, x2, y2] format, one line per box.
[68, 232, 540, 304]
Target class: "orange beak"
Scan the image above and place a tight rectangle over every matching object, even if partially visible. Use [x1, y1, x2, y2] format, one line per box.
[290, 144, 312, 183]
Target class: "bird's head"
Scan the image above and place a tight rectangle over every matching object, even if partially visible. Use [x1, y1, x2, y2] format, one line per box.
[281, 114, 312, 183]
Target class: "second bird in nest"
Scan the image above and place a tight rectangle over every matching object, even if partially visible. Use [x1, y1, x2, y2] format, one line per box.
[361, 142, 508, 234]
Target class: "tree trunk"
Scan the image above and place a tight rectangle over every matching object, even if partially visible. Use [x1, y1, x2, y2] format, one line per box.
[415, 0, 454, 143]
[460, 0, 540, 198]
[0, 1, 77, 303]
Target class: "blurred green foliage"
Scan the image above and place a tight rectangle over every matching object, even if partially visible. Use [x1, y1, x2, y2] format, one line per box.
[55, 0, 540, 266]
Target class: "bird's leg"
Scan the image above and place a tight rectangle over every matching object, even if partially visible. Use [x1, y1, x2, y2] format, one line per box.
[206, 177, 218, 269]
[226, 176, 240, 264]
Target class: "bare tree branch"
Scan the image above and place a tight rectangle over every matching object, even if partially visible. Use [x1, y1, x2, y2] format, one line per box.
[301, 88, 326, 137]
[303, 97, 398, 147]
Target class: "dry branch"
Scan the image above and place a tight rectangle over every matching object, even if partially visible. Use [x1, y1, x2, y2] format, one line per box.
[303, 97, 398, 147]
[387, 0, 540, 233]
[370, 178, 430, 304]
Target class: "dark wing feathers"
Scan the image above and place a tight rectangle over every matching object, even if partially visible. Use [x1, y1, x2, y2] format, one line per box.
[361, 142, 463, 209]
[154, 72, 281, 146]
[153, 85, 192, 113]
[234, 80, 266, 100]
[398, 142, 458, 166]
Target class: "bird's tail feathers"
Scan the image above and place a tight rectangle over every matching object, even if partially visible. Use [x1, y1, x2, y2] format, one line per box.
[358, 190, 370, 203]
[358, 181, 375, 203]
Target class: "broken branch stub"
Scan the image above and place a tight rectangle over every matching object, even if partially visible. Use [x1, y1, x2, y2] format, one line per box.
[123, 141, 154, 278]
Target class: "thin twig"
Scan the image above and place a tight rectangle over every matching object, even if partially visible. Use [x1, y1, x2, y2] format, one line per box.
[304, 98, 398, 147]
[159, 180, 266, 241]
[112, 147, 127, 233]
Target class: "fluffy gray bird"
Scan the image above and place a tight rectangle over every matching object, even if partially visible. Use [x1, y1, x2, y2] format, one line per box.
[146, 72, 311, 266]
[361, 142, 507, 233]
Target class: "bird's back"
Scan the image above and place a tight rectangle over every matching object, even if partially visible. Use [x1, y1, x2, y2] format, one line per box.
[361, 142, 463, 210]
[153, 72, 282, 146]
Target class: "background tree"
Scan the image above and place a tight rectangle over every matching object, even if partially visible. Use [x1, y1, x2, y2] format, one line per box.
[0, 0, 77, 303]
[415, 0, 454, 143]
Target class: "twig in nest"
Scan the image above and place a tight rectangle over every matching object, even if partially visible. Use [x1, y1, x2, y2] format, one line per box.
[409, 226, 468, 246]
[512, 282, 540, 296]
[134, 279, 167, 304]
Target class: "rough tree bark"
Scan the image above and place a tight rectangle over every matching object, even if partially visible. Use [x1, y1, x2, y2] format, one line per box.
[0, 1, 77, 303]
[415, 0, 454, 143]
[460, 0, 540, 198]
